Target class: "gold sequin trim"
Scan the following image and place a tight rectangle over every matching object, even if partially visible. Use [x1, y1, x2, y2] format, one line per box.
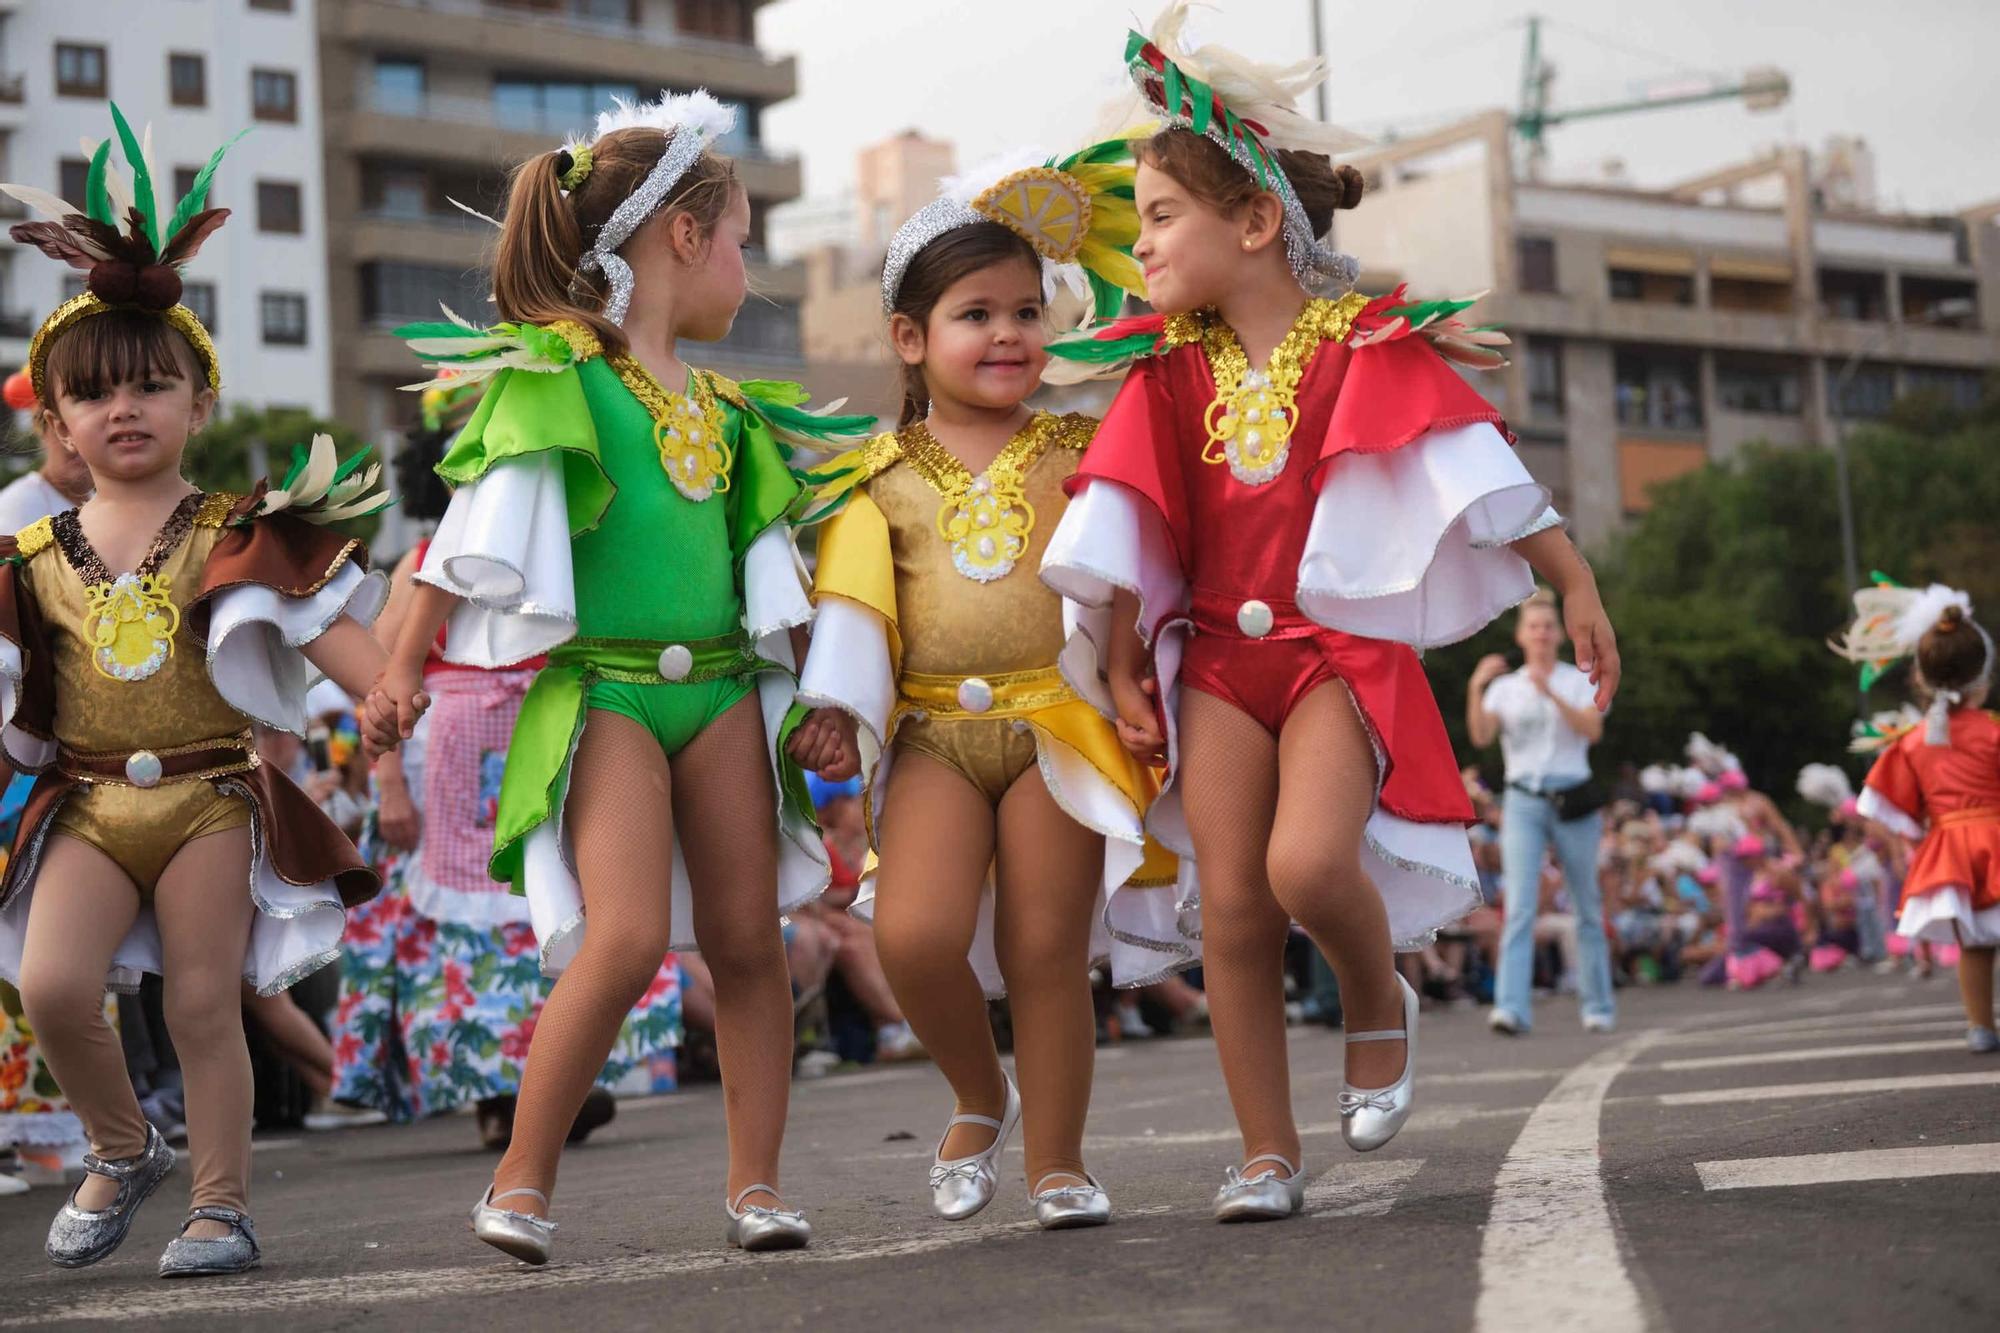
[607, 357, 733, 503]
[194, 492, 239, 529]
[547, 320, 603, 364]
[14, 516, 54, 559]
[1160, 311, 1206, 350]
[898, 412, 1069, 583]
[703, 370, 749, 410]
[1198, 293, 1368, 486]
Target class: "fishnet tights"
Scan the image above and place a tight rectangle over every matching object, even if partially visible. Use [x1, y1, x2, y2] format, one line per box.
[870, 749, 1104, 1189]
[492, 697, 796, 1215]
[1178, 682, 1406, 1173]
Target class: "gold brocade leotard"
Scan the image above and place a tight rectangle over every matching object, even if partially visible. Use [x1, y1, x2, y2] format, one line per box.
[21, 495, 254, 893]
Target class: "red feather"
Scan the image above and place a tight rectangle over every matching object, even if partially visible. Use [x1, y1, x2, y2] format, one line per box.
[8, 221, 98, 270]
[1093, 312, 1167, 342]
[157, 208, 230, 269]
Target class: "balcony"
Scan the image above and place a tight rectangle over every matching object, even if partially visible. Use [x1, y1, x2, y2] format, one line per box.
[332, 0, 797, 102]
[344, 89, 801, 200]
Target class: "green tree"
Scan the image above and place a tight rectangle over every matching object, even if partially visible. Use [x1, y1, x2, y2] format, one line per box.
[1426, 385, 2000, 814]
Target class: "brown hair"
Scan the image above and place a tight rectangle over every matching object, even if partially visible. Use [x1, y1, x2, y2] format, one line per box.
[492, 127, 740, 358]
[1134, 127, 1364, 235]
[1915, 603, 1991, 697]
[887, 221, 1041, 429]
[44, 307, 204, 404]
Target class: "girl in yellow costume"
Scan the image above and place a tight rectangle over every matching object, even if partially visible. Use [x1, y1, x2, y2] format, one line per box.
[794, 144, 1192, 1231]
[0, 108, 389, 1277]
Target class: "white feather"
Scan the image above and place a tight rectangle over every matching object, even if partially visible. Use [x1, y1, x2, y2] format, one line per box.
[1146, 1, 1373, 154]
[0, 185, 81, 220]
[940, 147, 1054, 209]
[1891, 583, 1973, 651]
[447, 196, 503, 230]
[1795, 763, 1855, 810]
[593, 89, 736, 147]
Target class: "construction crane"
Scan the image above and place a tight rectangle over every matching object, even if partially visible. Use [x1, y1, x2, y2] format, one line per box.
[1513, 14, 1789, 180]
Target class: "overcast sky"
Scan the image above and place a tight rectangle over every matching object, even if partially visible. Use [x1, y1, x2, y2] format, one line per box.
[758, 0, 2000, 216]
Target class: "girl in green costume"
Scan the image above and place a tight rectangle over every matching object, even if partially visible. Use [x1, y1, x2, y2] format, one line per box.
[366, 93, 870, 1263]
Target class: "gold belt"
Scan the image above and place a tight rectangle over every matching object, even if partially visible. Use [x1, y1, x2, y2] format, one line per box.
[58, 732, 260, 789]
[896, 665, 1076, 721]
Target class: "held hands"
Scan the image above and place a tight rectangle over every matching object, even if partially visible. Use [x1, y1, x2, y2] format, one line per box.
[1110, 670, 1167, 763]
[788, 707, 860, 781]
[361, 660, 431, 760]
[1561, 585, 1622, 711]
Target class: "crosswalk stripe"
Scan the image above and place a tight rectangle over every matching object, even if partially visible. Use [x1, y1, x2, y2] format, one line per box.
[1304, 1159, 1423, 1216]
[1697, 1143, 2000, 1190]
[1660, 1004, 1961, 1045]
[1655, 1038, 1961, 1073]
[1657, 1070, 2000, 1106]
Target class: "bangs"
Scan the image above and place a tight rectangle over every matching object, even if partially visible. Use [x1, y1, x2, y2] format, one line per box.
[44, 309, 201, 402]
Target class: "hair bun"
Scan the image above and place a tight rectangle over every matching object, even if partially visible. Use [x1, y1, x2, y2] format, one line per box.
[1332, 163, 1366, 211]
[1937, 605, 1965, 632]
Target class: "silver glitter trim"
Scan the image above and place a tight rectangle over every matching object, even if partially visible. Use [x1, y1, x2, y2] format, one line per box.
[1466, 504, 1564, 551]
[881, 197, 984, 313]
[580, 124, 714, 327]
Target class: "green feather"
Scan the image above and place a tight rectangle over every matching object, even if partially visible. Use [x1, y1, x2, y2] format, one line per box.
[1163, 60, 1184, 126]
[278, 443, 311, 493]
[737, 378, 810, 409]
[1869, 569, 1901, 587]
[84, 140, 113, 228]
[393, 320, 487, 341]
[751, 396, 877, 441]
[108, 104, 160, 254]
[1047, 330, 1158, 364]
[1123, 29, 1147, 63]
[1383, 298, 1478, 325]
[330, 447, 372, 486]
[1187, 74, 1214, 134]
[163, 129, 251, 246]
[1089, 273, 1125, 324]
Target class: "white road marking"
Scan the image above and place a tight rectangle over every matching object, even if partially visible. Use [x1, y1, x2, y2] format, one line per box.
[250, 1138, 300, 1154]
[1304, 1158, 1423, 1217]
[1697, 1143, 2000, 1190]
[1658, 1070, 2000, 1106]
[1665, 1019, 1967, 1047]
[1655, 1038, 1961, 1073]
[1474, 1032, 1660, 1333]
[1659, 1003, 1961, 1044]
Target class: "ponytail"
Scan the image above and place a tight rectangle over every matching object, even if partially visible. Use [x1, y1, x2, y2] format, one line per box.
[493, 148, 628, 356]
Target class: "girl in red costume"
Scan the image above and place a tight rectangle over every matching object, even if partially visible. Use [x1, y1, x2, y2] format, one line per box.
[1834, 580, 2000, 1052]
[1040, 4, 1620, 1221]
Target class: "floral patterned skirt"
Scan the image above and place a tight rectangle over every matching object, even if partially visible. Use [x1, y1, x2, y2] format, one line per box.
[329, 843, 681, 1122]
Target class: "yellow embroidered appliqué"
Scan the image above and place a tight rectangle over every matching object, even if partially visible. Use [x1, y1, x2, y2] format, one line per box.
[608, 358, 734, 503]
[85, 574, 182, 682]
[901, 413, 1066, 583]
[1199, 292, 1368, 486]
[15, 516, 54, 559]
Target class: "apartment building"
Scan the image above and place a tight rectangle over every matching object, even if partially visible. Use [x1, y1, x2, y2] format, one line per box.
[1334, 112, 2000, 546]
[318, 0, 808, 444]
[0, 0, 334, 413]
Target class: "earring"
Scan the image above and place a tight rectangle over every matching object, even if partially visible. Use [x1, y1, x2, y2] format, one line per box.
[1242, 239, 1253, 249]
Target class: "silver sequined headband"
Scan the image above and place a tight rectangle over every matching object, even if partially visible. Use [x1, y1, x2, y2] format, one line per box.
[881, 197, 988, 314]
[573, 91, 736, 326]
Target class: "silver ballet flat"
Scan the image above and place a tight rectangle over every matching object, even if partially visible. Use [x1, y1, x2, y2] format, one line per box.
[1032, 1172, 1111, 1230]
[724, 1185, 812, 1252]
[1212, 1153, 1306, 1222]
[470, 1184, 557, 1265]
[46, 1122, 175, 1268]
[928, 1076, 1021, 1221]
[1340, 973, 1420, 1153]
[158, 1206, 261, 1278]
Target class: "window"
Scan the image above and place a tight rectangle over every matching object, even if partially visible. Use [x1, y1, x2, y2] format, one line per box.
[1827, 362, 1895, 419]
[251, 69, 299, 123]
[366, 166, 431, 220]
[1609, 268, 1694, 306]
[168, 53, 207, 108]
[260, 292, 308, 347]
[59, 157, 90, 210]
[360, 262, 490, 326]
[1525, 339, 1564, 420]
[1517, 237, 1557, 294]
[493, 78, 639, 137]
[257, 181, 304, 234]
[182, 282, 218, 337]
[1715, 357, 1802, 415]
[1901, 275, 1978, 328]
[1614, 348, 1703, 432]
[174, 167, 202, 203]
[1900, 365, 1985, 413]
[56, 44, 107, 98]
[248, 0, 297, 10]
[676, 0, 752, 41]
[372, 59, 426, 116]
[1819, 268, 1887, 322]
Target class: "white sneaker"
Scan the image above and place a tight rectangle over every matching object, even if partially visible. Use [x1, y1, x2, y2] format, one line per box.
[1582, 1013, 1617, 1034]
[0, 1171, 29, 1196]
[795, 1049, 841, 1079]
[303, 1102, 388, 1133]
[875, 1023, 926, 1062]
[1489, 1008, 1526, 1036]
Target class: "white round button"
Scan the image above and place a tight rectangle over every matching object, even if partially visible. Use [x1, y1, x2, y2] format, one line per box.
[658, 644, 694, 681]
[956, 677, 994, 714]
[126, 750, 163, 788]
[1237, 599, 1275, 638]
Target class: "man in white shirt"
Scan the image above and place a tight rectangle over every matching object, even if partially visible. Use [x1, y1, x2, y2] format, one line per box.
[1466, 591, 1616, 1035]
[0, 406, 91, 534]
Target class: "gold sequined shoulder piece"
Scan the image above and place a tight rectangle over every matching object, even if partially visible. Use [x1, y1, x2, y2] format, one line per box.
[1160, 311, 1209, 350]
[1045, 412, 1098, 451]
[194, 492, 239, 529]
[701, 369, 749, 410]
[856, 430, 905, 482]
[546, 320, 603, 365]
[13, 516, 54, 559]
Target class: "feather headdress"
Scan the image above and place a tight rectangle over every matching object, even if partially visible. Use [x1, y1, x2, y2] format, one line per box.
[1829, 573, 1991, 745]
[881, 138, 1146, 323]
[1795, 763, 1856, 811]
[3, 103, 244, 399]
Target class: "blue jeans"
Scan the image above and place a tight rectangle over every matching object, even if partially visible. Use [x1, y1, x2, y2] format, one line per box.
[1496, 787, 1614, 1027]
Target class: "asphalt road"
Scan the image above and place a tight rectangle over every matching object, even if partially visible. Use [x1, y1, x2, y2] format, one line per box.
[5, 973, 1996, 1331]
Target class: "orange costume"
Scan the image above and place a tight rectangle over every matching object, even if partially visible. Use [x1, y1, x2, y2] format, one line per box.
[1858, 708, 2000, 945]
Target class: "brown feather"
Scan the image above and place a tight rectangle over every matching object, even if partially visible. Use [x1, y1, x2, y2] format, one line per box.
[7, 221, 99, 270]
[125, 205, 160, 261]
[61, 213, 143, 264]
[156, 208, 230, 269]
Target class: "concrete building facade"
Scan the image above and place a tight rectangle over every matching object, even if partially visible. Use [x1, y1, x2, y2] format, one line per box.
[0, 0, 334, 414]
[1333, 113, 2000, 547]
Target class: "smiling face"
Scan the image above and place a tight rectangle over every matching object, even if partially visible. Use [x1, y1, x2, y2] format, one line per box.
[892, 251, 1048, 416]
